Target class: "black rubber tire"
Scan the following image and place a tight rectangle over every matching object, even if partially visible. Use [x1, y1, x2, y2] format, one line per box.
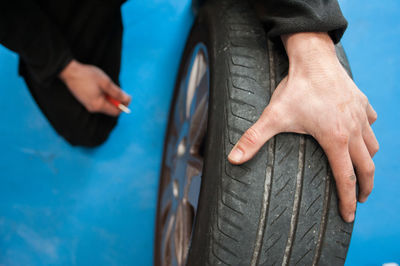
[157, 0, 355, 265]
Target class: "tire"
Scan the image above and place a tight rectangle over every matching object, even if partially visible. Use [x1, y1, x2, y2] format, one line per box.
[155, 0, 354, 265]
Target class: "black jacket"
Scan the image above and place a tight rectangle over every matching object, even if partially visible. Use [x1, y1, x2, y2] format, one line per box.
[0, 0, 347, 87]
[0, 0, 125, 146]
[254, 0, 347, 43]
[0, 0, 125, 87]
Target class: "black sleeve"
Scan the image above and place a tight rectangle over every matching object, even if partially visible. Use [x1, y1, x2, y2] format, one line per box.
[254, 0, 348, 43]
[0, 0, 73, 85]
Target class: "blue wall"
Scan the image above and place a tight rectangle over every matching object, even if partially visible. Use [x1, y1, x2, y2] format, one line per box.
[340, 0, 400, 265]
[0, 0, 398, 265]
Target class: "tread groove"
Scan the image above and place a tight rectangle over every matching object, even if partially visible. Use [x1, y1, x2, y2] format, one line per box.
[282, 136, 305, 265]
[311, 173, 332, 266]
[230, 57, 255, 69]
[295, 249, 312, 265]
[215, 188, 240, 243]
[300, 223, 317, 241]
[270, 207, 288, 226]
[228, 125, 245, 136]
[224, 166, 251, 186]
[249, 38, 276, 266]
[305, 195, 322, 214]
[221, 196, 244, 215]
[227, 67, 255, 94]
[230, 108, 254, 123]
[230, 72, 259, 84]
[220, 215, 243, 231]
[212, 244, 231, 266]
[216, 223, 239, 242]
[311, 145, 319, 157]
[213, 238, 238, 258]
[340, 228, 352, 236]
[275, 178, 291, 197]
[278, 145, 294, 165]
[265, 235, 282, 253]
[309, 166, 324, 185]
[223, 189, 248, 204]
[230, 53, 256, 61]
[229, 96, 256, 109]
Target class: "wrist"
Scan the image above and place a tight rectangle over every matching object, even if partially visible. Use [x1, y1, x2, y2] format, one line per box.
[281, 32, 338, 66]
[59, 59, 80, 82]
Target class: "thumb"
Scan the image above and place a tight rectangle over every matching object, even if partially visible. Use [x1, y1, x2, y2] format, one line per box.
[228, 107, 281, 164]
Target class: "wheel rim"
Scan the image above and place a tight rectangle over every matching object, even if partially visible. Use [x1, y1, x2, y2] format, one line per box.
[157, 43, 209, 266]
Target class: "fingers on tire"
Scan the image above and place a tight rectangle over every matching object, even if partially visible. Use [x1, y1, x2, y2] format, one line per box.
[349, 135, 375, 203]
[228, 107, 279, 164]
[363, 122, 379, 157]
[366, 103, 378, 125]
[322, 140, 357, 223]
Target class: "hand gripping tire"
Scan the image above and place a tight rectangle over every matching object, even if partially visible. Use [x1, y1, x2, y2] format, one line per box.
[155, 1, 354, 265]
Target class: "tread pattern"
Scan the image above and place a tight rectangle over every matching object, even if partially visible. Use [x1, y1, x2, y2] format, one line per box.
[210, 4, 271, 265]
[182, 1, 354, 265]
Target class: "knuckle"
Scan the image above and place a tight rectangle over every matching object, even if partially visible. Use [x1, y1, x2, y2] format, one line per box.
[370, 111, 378, 123]
[88, 101, 101, 112]
[335, 171, 356, 187]
[364, 184, 374, 197]
[333, 132, 349, 146]
[363, 162, 375, 177]
[348, 124, 359, 136]
[359, 94, 369, 106]
[102, 77, 112, 88]
[371, 142, 380, 155]
[242, 127, 260, 146]
[336, 169, 356, 182]
[343, 175, 357, 187]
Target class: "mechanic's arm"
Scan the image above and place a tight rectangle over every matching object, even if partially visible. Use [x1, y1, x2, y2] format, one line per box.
[229, 1, 379, 223]
[0, 1, 130, 116]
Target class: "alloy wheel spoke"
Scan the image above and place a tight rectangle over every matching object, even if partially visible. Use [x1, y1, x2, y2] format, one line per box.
[158, 43, 209, 266]
[187, 155, 203, 176]
[162, 214, 175, 266]
[185, 50, 207, 119]
[188, 94, 208, 154]
[172, 82, 188, 139]
[174, 201, 195, 266]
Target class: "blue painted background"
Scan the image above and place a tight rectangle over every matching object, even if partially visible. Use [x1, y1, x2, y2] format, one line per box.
[340, 0, 400, 265]
[0, 0, 398, 265]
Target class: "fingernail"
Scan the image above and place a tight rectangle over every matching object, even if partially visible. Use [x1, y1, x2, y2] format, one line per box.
[347, 212, 355, 223]
[228, 147, 243, 163]
[358, 196, 366, 203]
